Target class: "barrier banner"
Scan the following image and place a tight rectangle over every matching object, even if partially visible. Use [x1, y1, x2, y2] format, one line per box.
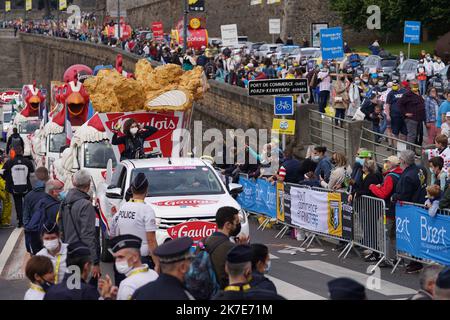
[396, 204, 450, 265]
[285, 186, 352, 240]
[237, 177, 277, 219]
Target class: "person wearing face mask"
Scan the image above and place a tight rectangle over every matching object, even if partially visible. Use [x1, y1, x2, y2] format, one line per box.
[213, 245, 285, 300]
[58, 170, 101, 284]
[369, 156, 403, 265]
[332, 73, 349, 127]
[433, 57, 446, 75]
[312, 146, 333, 184]
[110, 173, 159, 286]
[347, 77, 361, 118]
[417, 62, 428, 96]
[391, 150, 425, 274]
[348, 149, 372, 196]
[24, 255, 54, 300]
[112, 118, 158, 161]
[397, 81, 426, 145]
[250, 244, 276, 293]
[36, 222, 68, 285]
[423, 54, 434, 80]
[317, 66, 331, 114]
[205, 206, 249, 289]
[133, 237, 195, 300]
[44, 241, 106, 300]
[100, 234, 158, 300]
[385, 80, 408, 142]
[23, 167, 49, 255]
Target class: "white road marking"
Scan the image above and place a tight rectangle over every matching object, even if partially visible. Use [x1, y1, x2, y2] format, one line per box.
[0, 228, 23, 276]
[266, 275, 326, 300]
[291, 260, 416, 296]
[269, 254, 279, 260]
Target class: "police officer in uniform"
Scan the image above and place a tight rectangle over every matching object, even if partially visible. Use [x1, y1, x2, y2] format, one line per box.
[213, 245, 285, 300]
[110, 173, 159, 285]
[102, 234, 159, 300]
[44, 241, 100, 300]
[327, 277, 367, 300]
[132, 237, 195, 300]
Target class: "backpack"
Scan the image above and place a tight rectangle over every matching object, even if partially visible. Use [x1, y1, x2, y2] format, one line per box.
[184, 237, 228, 300]
[26, 201, 59, 232]
[11, 135, 23, 150]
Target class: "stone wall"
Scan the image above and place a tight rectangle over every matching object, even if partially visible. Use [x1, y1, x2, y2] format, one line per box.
[125, 0, 378, 46]
[0, 29, 23, 89]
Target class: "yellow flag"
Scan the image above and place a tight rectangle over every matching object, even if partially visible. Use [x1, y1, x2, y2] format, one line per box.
[5, 1, 11, 12]
[59, 0, 67, 11]
[26, 0, 32, 11]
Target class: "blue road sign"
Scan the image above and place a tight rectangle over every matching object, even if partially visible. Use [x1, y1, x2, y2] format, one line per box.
[320, 27, 344, 60]
[404, 21, 421, 44]
[274, 96, 294, 116]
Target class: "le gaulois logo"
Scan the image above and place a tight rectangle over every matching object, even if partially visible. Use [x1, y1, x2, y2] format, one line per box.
[0, 91, 20, 103]
[168, 221, 217, 241]
[152, 199, 218, 207]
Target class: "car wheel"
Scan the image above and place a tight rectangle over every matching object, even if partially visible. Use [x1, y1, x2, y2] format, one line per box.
[100, 228, 114, 263]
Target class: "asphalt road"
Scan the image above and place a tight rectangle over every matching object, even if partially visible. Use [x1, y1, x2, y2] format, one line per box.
[0, 214, 420, 300]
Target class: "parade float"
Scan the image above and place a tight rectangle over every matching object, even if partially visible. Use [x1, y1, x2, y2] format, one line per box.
[9, 82, 46, 158]
[52, 57, 208, 191]
[30, 65, 93, 171]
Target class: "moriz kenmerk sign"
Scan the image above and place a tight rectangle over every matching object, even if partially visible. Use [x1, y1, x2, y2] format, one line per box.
[248, 79, 308, 96]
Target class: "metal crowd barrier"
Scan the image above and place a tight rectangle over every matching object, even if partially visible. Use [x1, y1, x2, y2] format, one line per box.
[343, 195, 387, 273]
[391, 202, 450, 274]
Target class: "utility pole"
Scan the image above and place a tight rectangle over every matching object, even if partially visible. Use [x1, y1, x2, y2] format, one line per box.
[183, 0, 188, 53]
[117, 0, 121, 40]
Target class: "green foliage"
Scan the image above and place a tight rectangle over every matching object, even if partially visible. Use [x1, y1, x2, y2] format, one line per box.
[329, 0, 450, 37]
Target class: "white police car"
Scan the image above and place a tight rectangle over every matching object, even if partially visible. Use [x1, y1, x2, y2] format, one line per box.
[96, 157, 249, 262]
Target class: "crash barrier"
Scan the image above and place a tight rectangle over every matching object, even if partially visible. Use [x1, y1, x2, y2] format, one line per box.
[276, 183, 354, 248]
[359, 126, 425, 168]
[346, 195, 387, 272]
[236, 175, 277, 230]
[392, 203, 450, 273]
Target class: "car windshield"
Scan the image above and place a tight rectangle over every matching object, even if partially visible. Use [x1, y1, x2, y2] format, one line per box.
[84, 141, 117, 169]
[49, 133, 66, 153]
[132, 166, 225, 197]
[19, 120, 40, 134]
[400, 60, 418, 72]
[301, 49, 318, 57]
[381, 59, 397, 67]
[3, 112, 12, 123]
[281, 47, 298, 54]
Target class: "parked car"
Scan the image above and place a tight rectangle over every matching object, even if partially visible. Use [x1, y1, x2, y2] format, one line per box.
[391, 59, 419, 81]
[255, 43, 283, 61]
[429, 65, 450, 98]
[289, 47, 321, 62]
[362, 55, 382, 73]
[269, 45, 300, 60]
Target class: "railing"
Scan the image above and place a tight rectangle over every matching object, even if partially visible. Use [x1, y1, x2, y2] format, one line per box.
[308, 109, 350, 156]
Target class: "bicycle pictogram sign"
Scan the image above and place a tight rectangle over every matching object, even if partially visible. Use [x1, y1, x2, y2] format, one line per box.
[274, 96, 294, 116]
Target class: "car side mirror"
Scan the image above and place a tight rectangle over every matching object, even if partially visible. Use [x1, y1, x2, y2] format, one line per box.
[106, 187, 122, 199]
[228, 183, 243, 196]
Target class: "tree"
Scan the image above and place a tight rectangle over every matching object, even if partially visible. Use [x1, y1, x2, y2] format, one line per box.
[329, 0, 450, 39]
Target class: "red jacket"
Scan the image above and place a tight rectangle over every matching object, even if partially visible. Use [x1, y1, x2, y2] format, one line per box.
[369, 166, 403, 199]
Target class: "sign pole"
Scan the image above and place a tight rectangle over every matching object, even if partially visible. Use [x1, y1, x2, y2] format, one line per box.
[117, 0, 121, 40]
[183, 0, 188, 53]
[408, 43, 411, 59]
[282, 116, 286, 151]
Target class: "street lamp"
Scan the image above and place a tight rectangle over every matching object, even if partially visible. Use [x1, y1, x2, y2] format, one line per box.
[117, 0, 121, 40]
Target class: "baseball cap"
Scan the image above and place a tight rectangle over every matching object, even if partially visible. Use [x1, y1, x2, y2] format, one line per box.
[383, 156, 400, 165]
[358, 150, 372, 158]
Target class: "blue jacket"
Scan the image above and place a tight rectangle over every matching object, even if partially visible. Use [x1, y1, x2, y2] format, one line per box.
[35, 193, 61, 226]
[23, 181, 46, 227]
[425, 96, 440, 123]
[392, 164, 423, 204]
[314, 156, 332, 182]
